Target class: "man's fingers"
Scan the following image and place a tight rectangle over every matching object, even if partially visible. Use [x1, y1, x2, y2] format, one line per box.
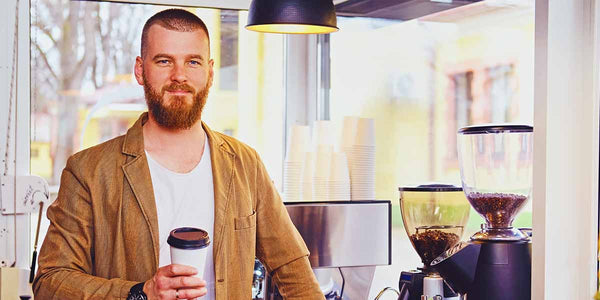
[177, 287, 208, 299]
[148, 264, 207, 299]
[160, 264, 198, 277]
[173, 276, 206, 289]
[155, 275, 206, 290]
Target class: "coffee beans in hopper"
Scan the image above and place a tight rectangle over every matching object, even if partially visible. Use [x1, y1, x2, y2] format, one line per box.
[410, 229, 460, 267]
[466, 192, 528, 228]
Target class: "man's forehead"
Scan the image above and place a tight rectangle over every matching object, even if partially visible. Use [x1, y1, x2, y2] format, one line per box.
[145, 25, 210, 56]
[148, 23, 208, 39]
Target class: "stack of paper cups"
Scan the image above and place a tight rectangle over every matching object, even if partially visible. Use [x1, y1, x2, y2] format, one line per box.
[301, 152, 314, 201]
[340, 116, 359, 154]
[350, 118, 376, 200]
[312, 120, 334, 151]
[313, 145, 333, 201]
[284, 125, 309, 201]
[328, 152, 351, 200]
[340, 116, 359, 200]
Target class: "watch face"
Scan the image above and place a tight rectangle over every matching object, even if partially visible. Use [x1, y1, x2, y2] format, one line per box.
[128, 292, 147, 300]
[127, 283, 147, 300]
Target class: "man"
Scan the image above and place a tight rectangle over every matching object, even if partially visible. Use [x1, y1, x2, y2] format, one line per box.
[33, 9, 324, 300]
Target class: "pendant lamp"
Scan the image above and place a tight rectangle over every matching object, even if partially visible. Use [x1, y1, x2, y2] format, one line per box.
[246, 0, 338, 34]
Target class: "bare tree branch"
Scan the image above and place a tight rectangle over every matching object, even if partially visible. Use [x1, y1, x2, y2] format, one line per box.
[70, 2, 97, 88]
[34, 64, 58, 94]
[32, 20, 58, 47]
[60, 1, 80, 86]
[35, 0, 63, 28]
[33, 0, 150, 183]
[33, 43, 59, 82]
[100, 4, 115, 83]
[92, 56, 99, 89]
[94, 4, 104, 88]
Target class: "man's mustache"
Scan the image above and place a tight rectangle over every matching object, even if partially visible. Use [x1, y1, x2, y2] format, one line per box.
[162, 83, 195, 94]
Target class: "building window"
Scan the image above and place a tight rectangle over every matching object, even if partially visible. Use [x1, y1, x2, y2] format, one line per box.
[31, 1, 284, 188]
[448, 70, 474, 160]
[219, 10, 238, 91]
[327, 3, 534, 297]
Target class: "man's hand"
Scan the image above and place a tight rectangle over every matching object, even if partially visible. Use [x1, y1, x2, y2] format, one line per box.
[143, 264, 207, 300]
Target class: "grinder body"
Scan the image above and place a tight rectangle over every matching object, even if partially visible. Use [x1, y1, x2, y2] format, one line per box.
[432, 240, 531, 300]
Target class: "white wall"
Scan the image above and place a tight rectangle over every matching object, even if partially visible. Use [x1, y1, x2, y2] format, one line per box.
[533, 0, 599, 299]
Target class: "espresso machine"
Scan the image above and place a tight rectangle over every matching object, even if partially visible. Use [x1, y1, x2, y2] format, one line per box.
[255, 200, 392, 300]
[431, 125, 533, 300]
[398, 184, 470, 300]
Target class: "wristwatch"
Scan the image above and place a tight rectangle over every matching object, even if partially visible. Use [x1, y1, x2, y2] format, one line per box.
[127, 282, 147, 300]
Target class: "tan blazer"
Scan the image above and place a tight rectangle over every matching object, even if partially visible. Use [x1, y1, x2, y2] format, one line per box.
[33, 113, 324, 300]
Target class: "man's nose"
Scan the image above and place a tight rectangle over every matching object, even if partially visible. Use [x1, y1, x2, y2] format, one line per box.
[170, 63, 187, 83]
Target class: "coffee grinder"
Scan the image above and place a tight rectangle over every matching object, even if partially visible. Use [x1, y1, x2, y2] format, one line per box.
[431, 125, 533, 300]
[398, 184, 471, 300]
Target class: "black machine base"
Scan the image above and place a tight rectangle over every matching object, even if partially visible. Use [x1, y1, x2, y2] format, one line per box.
[432, 240, 532, 300]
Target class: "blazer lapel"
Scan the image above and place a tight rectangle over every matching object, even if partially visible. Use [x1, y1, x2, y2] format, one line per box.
[121, 113, 160, 268]
[203, 122, 235, 276]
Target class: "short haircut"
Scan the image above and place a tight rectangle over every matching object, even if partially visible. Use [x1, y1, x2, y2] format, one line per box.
[141, 9, 210, 58]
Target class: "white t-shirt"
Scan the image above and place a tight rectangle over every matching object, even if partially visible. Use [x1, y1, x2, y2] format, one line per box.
[145, 136, 215, 299]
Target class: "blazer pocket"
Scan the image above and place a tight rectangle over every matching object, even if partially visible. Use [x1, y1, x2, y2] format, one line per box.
[234, 211, 256, 230]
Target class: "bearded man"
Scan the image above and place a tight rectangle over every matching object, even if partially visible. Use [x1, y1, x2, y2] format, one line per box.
[33, 9, 323, 300]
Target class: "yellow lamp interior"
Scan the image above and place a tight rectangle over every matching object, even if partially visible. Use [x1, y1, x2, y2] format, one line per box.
[246, 24, 338, 34]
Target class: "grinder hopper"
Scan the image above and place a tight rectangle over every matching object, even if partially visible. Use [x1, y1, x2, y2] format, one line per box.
[457, 125, 533, 241]
[399, 184, 470, 273]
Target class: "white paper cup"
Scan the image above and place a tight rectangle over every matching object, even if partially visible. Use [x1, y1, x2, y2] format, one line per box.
[355, 118, 375, 146]
[286, 125, 310, 162]
[340, 116, 359, 150]
[168, 227, 210, 279]
[314, 145, 333, 179]
[312, 120, 334, 150]
[301, 152, 314, 200]
[330, 152, 350, 182]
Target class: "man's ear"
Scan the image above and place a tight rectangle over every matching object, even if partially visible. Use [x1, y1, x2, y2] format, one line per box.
[134, 56, 144, 85]
[208, 58, 215, 88]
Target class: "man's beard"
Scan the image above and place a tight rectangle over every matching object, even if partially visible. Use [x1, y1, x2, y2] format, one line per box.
[143, 75, 209, 130]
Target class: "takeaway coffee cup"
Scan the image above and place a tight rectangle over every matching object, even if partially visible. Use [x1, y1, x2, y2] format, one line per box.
[167, 227, 210, 278]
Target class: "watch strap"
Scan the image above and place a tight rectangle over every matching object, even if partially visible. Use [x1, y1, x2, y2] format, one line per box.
[127, 282, 147, 300]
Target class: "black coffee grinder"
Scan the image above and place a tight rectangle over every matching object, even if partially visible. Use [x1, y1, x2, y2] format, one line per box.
[431, 125, 533, 300]
[398, 184, 471, 300]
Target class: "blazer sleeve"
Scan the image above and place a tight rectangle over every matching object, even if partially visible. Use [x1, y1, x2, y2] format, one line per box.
[33, 157, 137, 299]
[252, 150, 325, 300]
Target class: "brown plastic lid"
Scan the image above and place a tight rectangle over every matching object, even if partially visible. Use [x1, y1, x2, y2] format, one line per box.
[167, 227, 210, 250]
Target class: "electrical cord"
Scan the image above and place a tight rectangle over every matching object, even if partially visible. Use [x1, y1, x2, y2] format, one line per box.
[374, 287, 400, 300]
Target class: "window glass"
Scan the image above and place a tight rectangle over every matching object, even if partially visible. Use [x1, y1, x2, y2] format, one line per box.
[31, 1, 284, 186]
[328, 2, 534, 296]
[30, 0, 284, 245]
[219, 10, 239, 91]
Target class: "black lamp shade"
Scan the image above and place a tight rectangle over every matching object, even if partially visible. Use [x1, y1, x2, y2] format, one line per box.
[246, 0, 338, 34]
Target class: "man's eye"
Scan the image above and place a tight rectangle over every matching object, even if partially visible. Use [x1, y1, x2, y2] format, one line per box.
[189, 60, 201, 66]
[157, 60, 170, 64]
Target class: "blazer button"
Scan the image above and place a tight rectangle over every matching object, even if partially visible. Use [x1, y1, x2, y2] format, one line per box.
[217, 279, 224, 283]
